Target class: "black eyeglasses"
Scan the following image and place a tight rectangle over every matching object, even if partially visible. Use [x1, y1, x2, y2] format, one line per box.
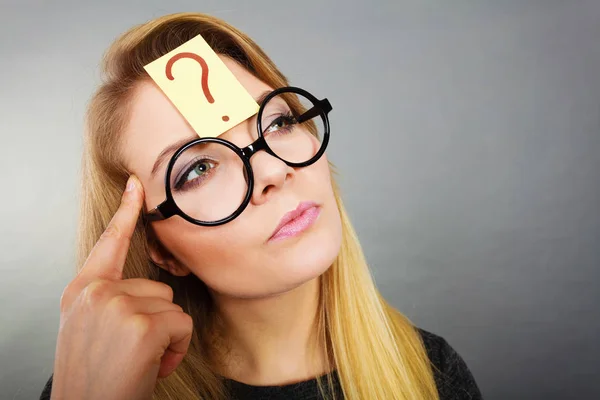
[144, 86, 332, 226]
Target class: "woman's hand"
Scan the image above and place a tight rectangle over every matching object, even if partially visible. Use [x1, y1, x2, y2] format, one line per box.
[50, 176, 193, 400]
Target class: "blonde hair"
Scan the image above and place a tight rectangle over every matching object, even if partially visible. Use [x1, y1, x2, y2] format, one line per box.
[79, 12, 440, 399]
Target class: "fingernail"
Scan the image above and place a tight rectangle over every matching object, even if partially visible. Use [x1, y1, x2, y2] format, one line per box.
[126, 176, 137, 192]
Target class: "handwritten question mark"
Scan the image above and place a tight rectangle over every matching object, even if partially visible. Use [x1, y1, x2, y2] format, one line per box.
[165, 52, 230, 122]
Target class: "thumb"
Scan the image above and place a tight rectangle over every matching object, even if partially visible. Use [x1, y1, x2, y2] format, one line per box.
[158, 349, 187, 379]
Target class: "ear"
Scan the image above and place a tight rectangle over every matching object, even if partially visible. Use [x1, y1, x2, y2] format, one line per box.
[147, 230, 191, 277]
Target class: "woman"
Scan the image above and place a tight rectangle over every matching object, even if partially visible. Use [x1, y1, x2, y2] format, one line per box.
[40, 12, 482, 400]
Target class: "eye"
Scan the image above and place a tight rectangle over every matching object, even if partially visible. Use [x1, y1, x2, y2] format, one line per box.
[264, 112, 296, 135]
[174, 159, 217, 191]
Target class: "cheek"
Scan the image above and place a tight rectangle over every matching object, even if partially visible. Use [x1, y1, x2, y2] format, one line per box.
[154, 217, 270, 290]
[309, 153, 333, 184]
[155, 221, 245, 272]
[316, 158, 337, 202]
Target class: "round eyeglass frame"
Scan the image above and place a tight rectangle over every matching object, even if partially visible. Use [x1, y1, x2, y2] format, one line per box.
[144, 86, 333, 227]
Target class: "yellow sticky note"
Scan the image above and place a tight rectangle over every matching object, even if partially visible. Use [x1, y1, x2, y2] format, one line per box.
[143, 34, 259, 138]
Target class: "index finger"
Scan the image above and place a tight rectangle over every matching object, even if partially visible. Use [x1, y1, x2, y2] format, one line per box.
[80, 175, 145, 282]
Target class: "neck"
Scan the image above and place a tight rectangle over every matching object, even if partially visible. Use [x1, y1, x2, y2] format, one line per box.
[210, 276, 329, 386]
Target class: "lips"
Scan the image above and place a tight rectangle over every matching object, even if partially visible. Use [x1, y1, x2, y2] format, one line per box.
[269, 201, 319, 240]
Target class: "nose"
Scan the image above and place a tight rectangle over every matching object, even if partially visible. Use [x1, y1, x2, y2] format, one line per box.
[249, 151, 293, 206]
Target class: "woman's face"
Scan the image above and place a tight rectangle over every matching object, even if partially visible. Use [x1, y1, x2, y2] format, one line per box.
[121, 56, 342, 298]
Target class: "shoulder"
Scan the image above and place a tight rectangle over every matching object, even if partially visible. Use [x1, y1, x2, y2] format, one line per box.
[415, 327, 484, 399]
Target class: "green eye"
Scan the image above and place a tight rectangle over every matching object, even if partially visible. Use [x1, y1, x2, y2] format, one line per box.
[174, 159, 216, 190]
[190, 162, 209, 178]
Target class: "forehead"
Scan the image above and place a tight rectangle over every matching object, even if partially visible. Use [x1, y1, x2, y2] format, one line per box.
[121, 56, 272, 180]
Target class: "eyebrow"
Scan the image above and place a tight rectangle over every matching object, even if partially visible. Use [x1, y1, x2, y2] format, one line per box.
[150, 90, 272, 178]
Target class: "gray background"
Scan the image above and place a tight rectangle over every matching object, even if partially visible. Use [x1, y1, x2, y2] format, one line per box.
[1, 0, 598, 399]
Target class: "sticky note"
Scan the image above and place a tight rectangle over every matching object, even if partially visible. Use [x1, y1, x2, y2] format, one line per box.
[143, 35, 259, 138]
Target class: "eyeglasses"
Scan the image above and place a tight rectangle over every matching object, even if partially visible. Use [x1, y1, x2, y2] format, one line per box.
[144, 86, 332, 226]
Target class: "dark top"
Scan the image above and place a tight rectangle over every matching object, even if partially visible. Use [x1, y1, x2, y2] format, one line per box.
[40, 327, 483, 399]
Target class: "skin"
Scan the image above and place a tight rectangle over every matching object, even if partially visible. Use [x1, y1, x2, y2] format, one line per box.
[120, 56, 343, 385]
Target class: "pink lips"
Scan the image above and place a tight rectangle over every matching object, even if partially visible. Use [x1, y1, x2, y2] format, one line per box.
[269, 201, 321, 242]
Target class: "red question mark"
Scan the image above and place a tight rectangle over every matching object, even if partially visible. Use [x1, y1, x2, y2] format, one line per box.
[165, 52, 230, 122]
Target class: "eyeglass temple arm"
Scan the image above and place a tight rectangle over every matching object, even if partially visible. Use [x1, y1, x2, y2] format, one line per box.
[144, 200, 177, 222]
[297, 98, 332, 123]
[145, 208, 165, 222]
